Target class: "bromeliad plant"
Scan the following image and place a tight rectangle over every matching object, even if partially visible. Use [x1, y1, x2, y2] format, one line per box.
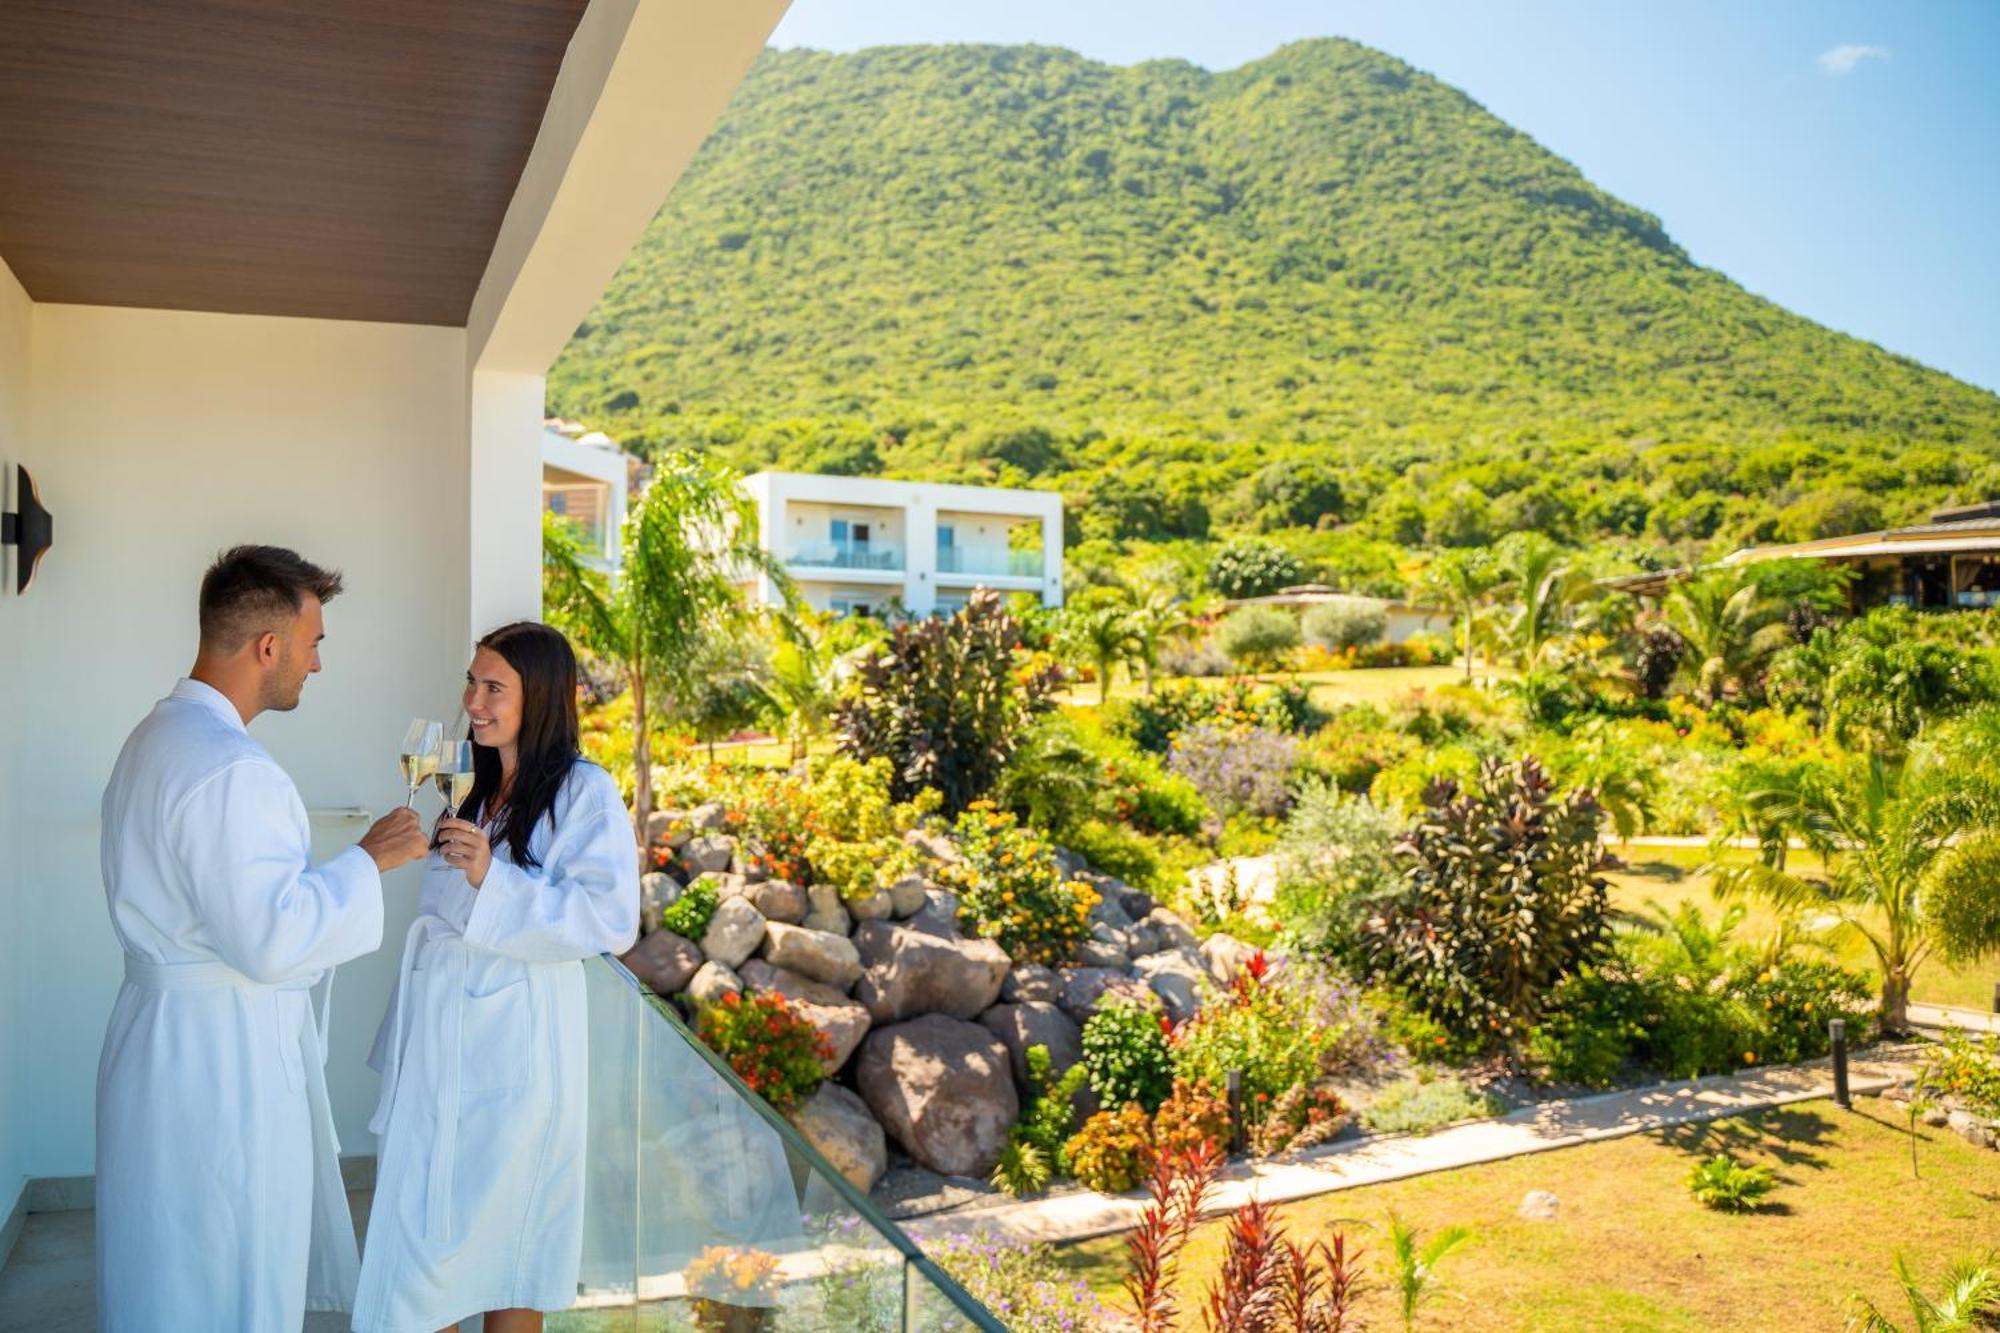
[1685, 1153, 1777, 1212]
[940, 801, 1098, 965]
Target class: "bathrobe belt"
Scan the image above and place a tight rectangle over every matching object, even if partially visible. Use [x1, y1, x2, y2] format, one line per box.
[370, 916, 469, 1243]
[121, 953, 359, 1311]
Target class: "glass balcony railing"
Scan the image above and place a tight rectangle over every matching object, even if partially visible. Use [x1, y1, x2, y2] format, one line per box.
[936, 548, 1044, 579]
[785, 541, 905, 572]
[562, 955, 1001, 1332]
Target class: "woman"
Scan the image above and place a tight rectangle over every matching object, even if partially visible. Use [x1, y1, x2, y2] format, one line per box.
[354, 622, 639, 1333]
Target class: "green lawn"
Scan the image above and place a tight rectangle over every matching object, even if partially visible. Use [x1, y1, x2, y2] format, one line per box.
[1607, 845, 1998, 1013]
[1055, 1097, 2000, 1332]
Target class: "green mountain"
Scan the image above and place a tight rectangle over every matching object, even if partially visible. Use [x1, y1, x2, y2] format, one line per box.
[548, 39, 2000, 555]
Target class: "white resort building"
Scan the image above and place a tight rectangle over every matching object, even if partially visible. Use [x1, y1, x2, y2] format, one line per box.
[740, 471, 1065, 618]
[541, 421, 631, 572]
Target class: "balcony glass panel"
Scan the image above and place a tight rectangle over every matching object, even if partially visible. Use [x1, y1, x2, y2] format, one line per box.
[936, 546, 1043, 579]
[563, 956, 1000, 1332]
[785, 541, 905, 571]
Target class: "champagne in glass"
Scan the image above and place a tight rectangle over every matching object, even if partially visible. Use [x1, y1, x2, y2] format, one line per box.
[433, 738, 475, 818]
[399, 719, 442, 809]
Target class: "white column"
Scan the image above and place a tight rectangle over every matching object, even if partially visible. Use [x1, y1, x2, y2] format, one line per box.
[467, 369, 546, 640]
[1041, 499, 1065, 608]
[904, 490, 937, 616]
[755, 475, 786, 608]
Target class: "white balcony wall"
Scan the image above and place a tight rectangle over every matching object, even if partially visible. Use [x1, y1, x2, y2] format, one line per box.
[0, 260, 31, 1227]
[781, 499, 906, 571]
[936, 511, 1044, 580]
[1, 302, 479, 1193]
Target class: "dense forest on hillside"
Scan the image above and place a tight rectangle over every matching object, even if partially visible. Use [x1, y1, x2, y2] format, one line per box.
[548, 39, 2000, 585]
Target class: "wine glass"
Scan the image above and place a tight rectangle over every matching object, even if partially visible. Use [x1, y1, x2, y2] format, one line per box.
[398, 719, 442, 809]
[433, 737, 475, 819]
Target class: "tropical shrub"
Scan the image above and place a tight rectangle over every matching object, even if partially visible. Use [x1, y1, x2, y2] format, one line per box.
[1365, 756, 1613, 1055]
[1685, 1154, 1776, 1212]
[1217, 605, 1302, 672]
[1150, 1076, 1233, 1161]
[926, 1231, 1109, 1333]
[1206, 538, 1305, 599]
[1064, 1102, 1155, 1193]
[1916, 1028, 2000, 1118]
[1362, 1075, 1502, 1134]
[1734, 957, 1876, 1065]
[939, 802, 1099, 965]
[994, 1044, 1088, 1198]
[1170, 956, 1335, 1105]
[694, 992, 831, 1111]
[1269, 778, 1404, 959]
[1249, 1084, 1351, 1158]
[1846, 1250, 2000, 1333]
[834, 587, 1064, 814]
[1528, 963, 1653, 1087]
[1058, 818, 1162, 891]
[658, 875, 720, 941]
[1303, 596, 1389, 652]
[1284, 959, 1393, 1074]
[1168, 723, 1299, 818]
[989, 1140, 1053, 1200]
[1080, 1001, 1176, 1114]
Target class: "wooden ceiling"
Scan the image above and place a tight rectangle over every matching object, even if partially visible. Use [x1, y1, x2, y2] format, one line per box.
[0, 1, 592, 325]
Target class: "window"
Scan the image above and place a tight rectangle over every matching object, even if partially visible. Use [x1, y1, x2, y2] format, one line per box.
[547, 492, 567, 515]
[830, 518, 849, 543]
[938, 524, 956, 548]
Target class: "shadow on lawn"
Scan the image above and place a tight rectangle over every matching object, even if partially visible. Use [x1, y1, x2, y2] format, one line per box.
[1657, 1106, 1838, 1177]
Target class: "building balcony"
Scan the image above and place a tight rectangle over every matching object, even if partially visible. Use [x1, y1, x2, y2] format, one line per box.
[937, 547, 1044, 580]
[786, 541, 905, 572]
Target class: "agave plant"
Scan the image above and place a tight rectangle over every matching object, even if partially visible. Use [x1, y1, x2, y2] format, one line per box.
[1846, 1251, 2000, 1332]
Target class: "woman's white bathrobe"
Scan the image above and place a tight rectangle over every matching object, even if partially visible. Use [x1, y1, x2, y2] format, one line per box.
[96, 678, 383, 1331]
[353, 760, 639, 1332]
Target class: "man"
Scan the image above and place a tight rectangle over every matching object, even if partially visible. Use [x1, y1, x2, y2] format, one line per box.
[95, 546, 430, 1330]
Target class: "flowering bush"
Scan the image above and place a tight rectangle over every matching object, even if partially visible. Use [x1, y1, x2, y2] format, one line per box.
[1916, 1027, 2000, 1118]
[1733, 957, 1875, 1065]
[694, 992, 831, 1111]
[1063, 1103, 1154, 1194]
[1151, 1076, 1233, 1161]
[939, 801, 1098, 965]
[683, 1245, 781, 1330]
[1168, 723, 1300, 818]
[1170, 953, 1335, 1105]
[1080, 1001, 1175, 1113]
[926, 1231, 1108, 1332]
[658, 876, 720, 941]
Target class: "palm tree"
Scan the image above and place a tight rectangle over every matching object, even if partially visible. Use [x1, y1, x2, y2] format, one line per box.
[762, 611, 874, 767]
[1385, 1212, 1474, 1333]
[1847, 1251, 2000, 1332]
[1124, 585, 1193, 694]
[1662, 570, 1790, 705]
[1419, 548, 1496, 684]
[1491, 532, 1581, 671]
[1711, 713, 2000, 1032]
[1058, 593, 1141, 704]
[541, 451, 790, 838]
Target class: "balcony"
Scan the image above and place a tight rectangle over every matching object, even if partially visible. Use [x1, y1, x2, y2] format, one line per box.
[786, 541, 906, 572]
[937, 547, 1044, 580]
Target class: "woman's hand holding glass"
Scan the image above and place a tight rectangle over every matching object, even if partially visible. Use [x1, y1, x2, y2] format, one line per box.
[436, 817, 493, 889]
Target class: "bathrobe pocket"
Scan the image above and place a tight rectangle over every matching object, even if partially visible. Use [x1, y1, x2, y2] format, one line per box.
[459, 974, 533, 1094]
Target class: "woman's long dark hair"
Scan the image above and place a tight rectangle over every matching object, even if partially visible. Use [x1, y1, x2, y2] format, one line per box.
[464, 621, 581, 870]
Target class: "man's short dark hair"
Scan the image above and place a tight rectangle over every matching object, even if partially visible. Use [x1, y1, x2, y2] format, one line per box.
[198, 546, 344, 650]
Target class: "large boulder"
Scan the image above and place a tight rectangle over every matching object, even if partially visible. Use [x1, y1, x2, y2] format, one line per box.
[699, 896, 767, 970]
[688, 801, 729, 832]
[887, 873, 931, 919]
[1139, 909, 1200, 957]
[761, 922, 864, 991]
[739, 960, 873, 1073]
[853, 923, 1010, 1023]
[687, 870, 749, 902]
[856, 1015, 1018, 1178]
[1134, 949, 1210, 1023]
[685, 960, 742, 1007]
[643, 809, 682, 849]
[682, 834, 736, 876]
[977, 1002, 1083, 1089]
[638, 872, 679, 935]
[802, 883, 852, 937]
[906, 889, 962, 939]
[788, 1083, 888, 1192]
[750, 879, 808, 925]
[846, 887, 895, 922]
[1200, 932, 1261, 987]
[1002, 964, 1061, 1005]
[622, 929, 702, 996]
[1058, 966, 1158, 1026]
[903, 826, 963, 866]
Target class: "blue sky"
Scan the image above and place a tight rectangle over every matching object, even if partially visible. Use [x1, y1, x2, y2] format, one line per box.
[770, 1, 2000, 394]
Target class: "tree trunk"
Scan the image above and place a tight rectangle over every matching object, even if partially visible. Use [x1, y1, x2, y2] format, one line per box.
[1879, 968, 1912, 1035]
[630, 660, 651, 847]
[1099, 656, 1113, 706]
[1142, 656, 1156, 696]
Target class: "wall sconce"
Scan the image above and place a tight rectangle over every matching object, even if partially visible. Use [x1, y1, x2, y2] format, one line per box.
[2, 464, 53, 594]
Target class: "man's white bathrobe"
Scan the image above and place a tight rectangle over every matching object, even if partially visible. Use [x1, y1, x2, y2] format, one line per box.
[95, 678, 384, 1331]
[354, 760, 638, 1333]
